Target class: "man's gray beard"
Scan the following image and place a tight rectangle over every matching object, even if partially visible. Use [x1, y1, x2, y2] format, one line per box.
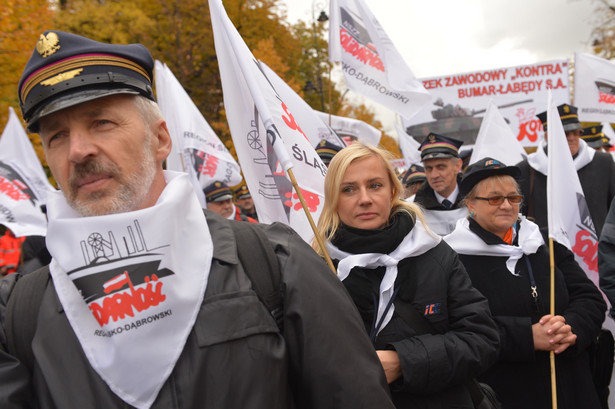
[68, 136, 157, 217]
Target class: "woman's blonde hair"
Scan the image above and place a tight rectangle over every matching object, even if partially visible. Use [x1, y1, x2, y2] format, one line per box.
[312, 142, 428, 255]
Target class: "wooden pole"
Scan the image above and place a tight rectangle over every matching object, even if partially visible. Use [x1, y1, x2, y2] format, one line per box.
[286, 167, 337, 274]
[549, 237, 558, 409]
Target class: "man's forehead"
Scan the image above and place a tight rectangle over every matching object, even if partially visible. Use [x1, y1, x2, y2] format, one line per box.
[423, 157, 456, 167]
[39, 95, 132, 129]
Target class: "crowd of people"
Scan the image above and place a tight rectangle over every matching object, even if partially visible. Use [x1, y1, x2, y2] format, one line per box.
[1, 30, 614, 409]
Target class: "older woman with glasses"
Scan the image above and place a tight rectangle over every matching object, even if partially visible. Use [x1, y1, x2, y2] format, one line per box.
[314, 143, 500, 409]
[444, 157, 606, 409]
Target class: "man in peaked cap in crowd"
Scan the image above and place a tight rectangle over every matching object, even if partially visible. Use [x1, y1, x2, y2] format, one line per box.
[582, 125, 610, 152]
[315, 139, 343, 167]
[0, 31, 395, 409]
[412, 132, 468, 235]
[516, 103, 615, 238]
[204, 181, 256, 223]
[400, 164, 426, 200]
[233, 183, 258, 221]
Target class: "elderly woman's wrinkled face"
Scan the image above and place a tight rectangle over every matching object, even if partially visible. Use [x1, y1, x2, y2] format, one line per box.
[337, 155, 394, 230]
[467, 177, 521, 239]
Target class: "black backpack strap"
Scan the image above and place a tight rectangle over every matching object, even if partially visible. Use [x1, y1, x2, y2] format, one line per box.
[5, 267, 50, 371]
[229, 221, 283, 331]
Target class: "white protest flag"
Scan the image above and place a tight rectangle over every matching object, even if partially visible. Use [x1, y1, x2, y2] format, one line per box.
[315, 110, 381, 146]
[546, 90, 599, 284]
[470, 100, 526, 165]
[574, 52, 615, 123]
[210, 0, 327, 243]
[0, 107, 53, 236]
[259, 64, 346, 150]
[329, 0, 430, 119]
[395, 124, 421, 167]
[154, 60, 242, 207]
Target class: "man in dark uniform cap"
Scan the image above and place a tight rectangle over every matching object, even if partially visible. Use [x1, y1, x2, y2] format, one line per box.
[582, 125, 609, 152]
[400, 164, 426, 199]
[204, 181, 256, 222]
[315, 139, 343, 167]
[413, 132, 467, 235]
[517, 103, 615, 237]
[0, 31, 395, 409]
[233, 183, 258, 221]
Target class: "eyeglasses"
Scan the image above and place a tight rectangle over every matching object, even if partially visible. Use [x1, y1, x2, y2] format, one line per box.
[474, 194, 523, 206]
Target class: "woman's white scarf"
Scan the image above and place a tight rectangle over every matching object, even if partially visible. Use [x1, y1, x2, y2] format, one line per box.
[443, 216, 544, 275]
[327, 219, 441, 336]
[528, 138, 595, 175]
[46, 171, 212, 409]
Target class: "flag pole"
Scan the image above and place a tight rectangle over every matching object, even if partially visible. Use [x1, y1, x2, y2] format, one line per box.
[548, 240, 559, 408]
[287, 168, 337, 274]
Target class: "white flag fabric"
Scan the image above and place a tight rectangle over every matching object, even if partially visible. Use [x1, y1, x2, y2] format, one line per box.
[259, 65, 346, 150]
[210, 0, 326, 242]
[574, 52, 615, 123]
[154, 61, 242, 207]
[395, 124, 421, 167]
[0, 107, 52, 236]
[316, 110, 381, 146]
[470, 100, 526, 165]
[546, 90, 599, 282]
[329, 0, 430, 119]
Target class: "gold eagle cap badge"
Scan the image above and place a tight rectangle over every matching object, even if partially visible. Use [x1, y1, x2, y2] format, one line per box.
[428, 134, 436, 143]
[36, 32, 60, 58]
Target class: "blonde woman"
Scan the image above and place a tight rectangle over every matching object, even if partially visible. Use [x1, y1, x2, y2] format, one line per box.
[314, 143, 499, 408]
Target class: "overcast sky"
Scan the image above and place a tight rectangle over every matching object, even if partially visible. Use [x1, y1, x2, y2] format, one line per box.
[278, 0, 601, 130]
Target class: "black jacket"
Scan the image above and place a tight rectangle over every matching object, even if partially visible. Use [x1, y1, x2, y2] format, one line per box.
[413, 174, 464, 211]
[331, 214, 500, 409]
[457, 219, 606, 409]
[0, 211, 395, 409]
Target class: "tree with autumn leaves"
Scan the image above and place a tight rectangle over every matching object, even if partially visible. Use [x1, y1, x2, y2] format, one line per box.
[0, 0, 399, 173]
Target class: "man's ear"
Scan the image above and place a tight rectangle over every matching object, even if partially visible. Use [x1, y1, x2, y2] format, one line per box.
[152, 119, 172, 162]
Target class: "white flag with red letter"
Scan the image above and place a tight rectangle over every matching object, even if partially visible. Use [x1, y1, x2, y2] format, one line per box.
[154, 60, 242, 207]
[0, 107, 52, 236]
[329, 0, 430, 119]
[470, 100, 526, 165]
[574, 52, 615, 123]
[546, 90, 599, 284]
[210, 0, 327, 242]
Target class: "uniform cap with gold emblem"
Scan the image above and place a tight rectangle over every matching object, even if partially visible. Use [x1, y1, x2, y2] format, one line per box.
[419, 133, 463, 161]
[203, 181, 233, 203]
[315, 139, 343, 165]
[18, 31, 155, 132]
[233, 184, 251, 200]
[581, 125, 605, 149]
[401, 164, 426, 186]
[536, 103, 583, 133]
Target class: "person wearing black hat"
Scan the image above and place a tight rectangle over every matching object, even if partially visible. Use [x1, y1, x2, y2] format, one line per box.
[516, 103, 615, 237]
[0, 31, 396, 409]
[445, 157, 606, 409]
[203, 181, 257, 223]
[582, 125, 610, 152]
[233, 183, 258, 221]
[400, 164, 426, 199]
[315, 139, 343, 167]
[413, 132, 467, 235]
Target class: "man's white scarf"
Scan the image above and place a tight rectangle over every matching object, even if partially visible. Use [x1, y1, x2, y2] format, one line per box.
[443, 216, 544, 275]
[46, 171, 212, 409]
[528, 138, 595, 175]
[327, 220, 440, 336]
